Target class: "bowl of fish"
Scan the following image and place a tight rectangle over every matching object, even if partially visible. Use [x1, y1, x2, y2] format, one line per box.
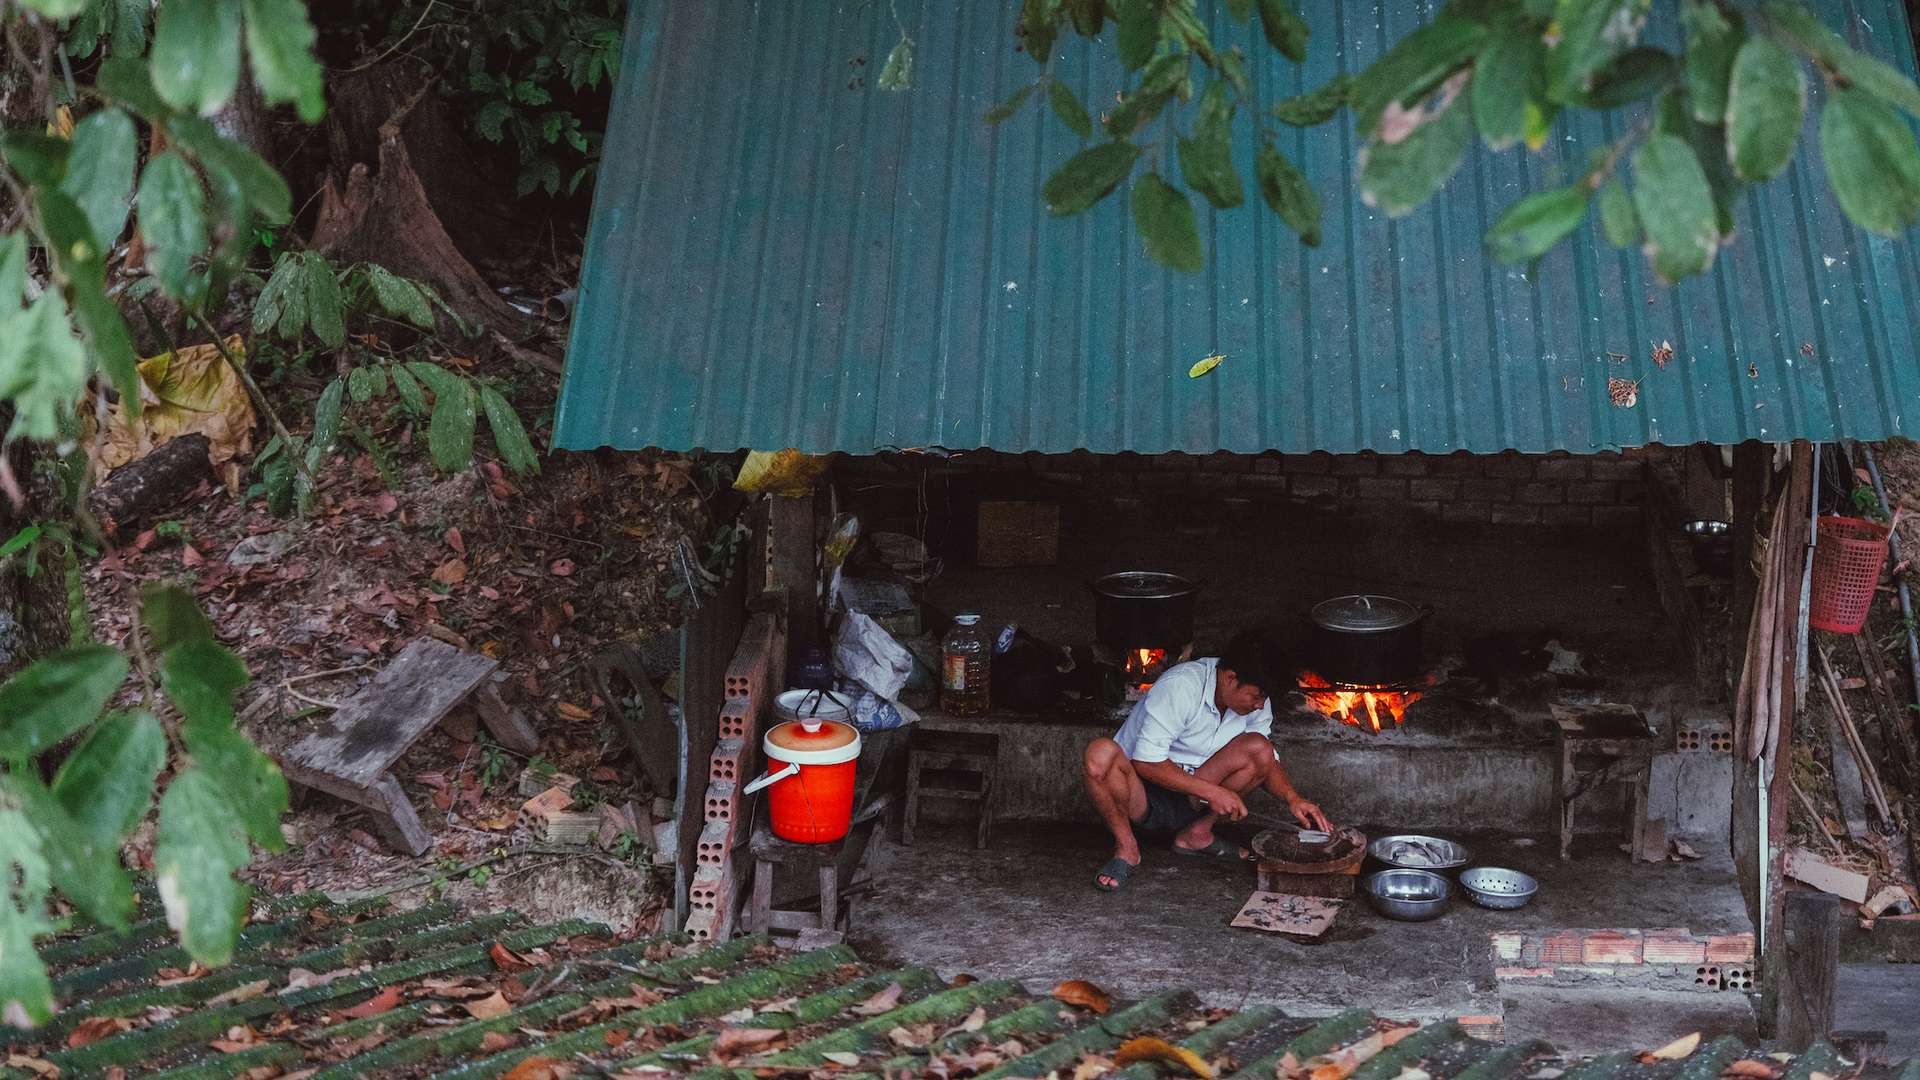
[1368, 833, 1471, 873]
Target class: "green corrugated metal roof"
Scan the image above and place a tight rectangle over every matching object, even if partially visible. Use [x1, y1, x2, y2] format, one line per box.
[554, 0, 1920, 456]
[10, 887, 1914, 1078]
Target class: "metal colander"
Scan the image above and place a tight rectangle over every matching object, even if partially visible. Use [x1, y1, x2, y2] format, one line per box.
[1459, 867, 1539, 910]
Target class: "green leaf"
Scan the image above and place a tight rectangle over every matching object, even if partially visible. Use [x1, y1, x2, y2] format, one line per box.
[5, 774, 136, 933]
[391, 363, 428, 416]
[141, 583, 217, 654]
[60, 108, 138, 254]
[428, 375, 478, 473]
[0, 524, 40, 558]
[1682, 0, 1743, 123]
[0, 292, 89, 443]
[1351, 16, 1486, 137]
[1105, 53, 1190, 137]
[1485, 184, 1591, 264]
[1819, 88, 1920, 237]
[1042, 141, 1142, 216]
[0, 132, 71, 186]
[1068, 0, 1105, 36]
[313, 377, 344, 452]
[0, 233, 24, 313]
[95, 57, 172, 119]
[1359, 75, 1474, 217]
[480, 384, 540, 476]
[136, 151, 209, 308]
[1255, 0, 1309, 62]
[69, 271, 141, 409]
[151, 0, 243, 115]
[1226, 0, 1254, 20]
[1021, 0, 1061, 63]
[170, 116, 293, 225]
[0, 808, 55, 1029]
[1545, 0, 1650, 103]
[1049, 80, 1093, 139]
[240, 0, 326, 121]
[17, 0, 88, 17]
[109, 0, 153, 56]
[877, 35, 914, 91]
[1256, 141, 1321, 246]
[1631, 132, 1720, 282]
[302, 250, 345, 348]
[1130, 172, 1203, 272]
[366, 265, 435, 328]
[181, 715, 286, 851]
[1177, 88, 1243, 210]
[1272, 75, 1349, 127]
[52, 711, 165, 846]
[984, 83, 1037, 125]
[346, 365, 375, 404]
[1726, 36, 1805, 182]
[252, 251, 307, 338]
[1472, 29, 1545, 150]
[1597, 178, 1640, 248]
[1579, 46, 1677, 109]
[1765, 2, 1920, 119]
[154, 767, 252, 966]
[1115, 0, 1157, 71]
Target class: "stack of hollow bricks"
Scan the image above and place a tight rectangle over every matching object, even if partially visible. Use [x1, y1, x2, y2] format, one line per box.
[925, 448, 1659, 528]
[1493, 928, 1757, 991]
[687, 611, 778, 942]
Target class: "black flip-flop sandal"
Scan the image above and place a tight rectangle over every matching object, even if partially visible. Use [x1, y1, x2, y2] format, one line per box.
[1094, 857, 1137, 892]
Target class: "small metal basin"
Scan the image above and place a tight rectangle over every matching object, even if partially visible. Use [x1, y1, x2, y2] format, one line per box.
[1363, 868, 1453, 922]
[1369, 834, 1470, 872]
[1459, 867, 1539, 910]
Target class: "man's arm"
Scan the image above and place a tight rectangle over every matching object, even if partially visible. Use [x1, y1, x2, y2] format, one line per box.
[1262, 756, 1333, 831]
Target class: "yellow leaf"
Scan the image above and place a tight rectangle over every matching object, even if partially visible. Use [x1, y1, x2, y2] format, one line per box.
[1649, 1033, 1702, 1061]
[96, 337, 258, 493]
[1188, 354, 1226, 379]
[461, 991, 511, 1020]
[1051, 979, 1112, 1014]
[1114, 1036, 1215, 1079]
[49, 106, 75, 139]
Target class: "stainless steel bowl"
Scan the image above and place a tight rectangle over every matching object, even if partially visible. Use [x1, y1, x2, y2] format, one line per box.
[1459, 867, 1539, 910]
[1369, 834, 1471, 872]
[1363, 869, 1453, 921]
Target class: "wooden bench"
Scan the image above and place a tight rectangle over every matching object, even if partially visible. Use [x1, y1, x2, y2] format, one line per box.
[284, 639, 539, 855]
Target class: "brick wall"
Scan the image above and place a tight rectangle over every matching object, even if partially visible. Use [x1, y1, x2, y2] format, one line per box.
[912, 448, 1663, 528]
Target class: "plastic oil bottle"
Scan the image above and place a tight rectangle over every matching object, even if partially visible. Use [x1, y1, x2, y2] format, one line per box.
[940, 612, 991, 715]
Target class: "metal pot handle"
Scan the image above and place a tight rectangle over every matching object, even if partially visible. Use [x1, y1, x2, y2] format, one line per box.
[742, 761, 799, 796]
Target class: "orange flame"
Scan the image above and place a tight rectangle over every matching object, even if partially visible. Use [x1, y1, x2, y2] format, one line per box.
[1298, 670, 1425, 732]
[1124, 648, 1167, 691]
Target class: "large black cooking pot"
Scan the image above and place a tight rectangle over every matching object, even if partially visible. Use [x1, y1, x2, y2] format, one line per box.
[1090, 571, 1199, 650]
[1309, 594, 1428, 685]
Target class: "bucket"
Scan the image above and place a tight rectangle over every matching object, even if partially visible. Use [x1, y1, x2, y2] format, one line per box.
[1809, 515, 1891, 634]
[773, 688, 852, 728]
[743, 718, 861, 843]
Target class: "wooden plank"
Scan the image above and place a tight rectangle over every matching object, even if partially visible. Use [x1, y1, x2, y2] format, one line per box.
[765, 495, 819, 653]
[1783, 847, 1872, 903]
[285, 639, 497, 787]
[1780, 892, 1845, 1050]
[472, 680, 540, 754]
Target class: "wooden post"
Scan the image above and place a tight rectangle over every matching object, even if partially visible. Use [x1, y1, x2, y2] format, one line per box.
[1779, 890, 1845, 1049]
[1728, 440, 1771, 692]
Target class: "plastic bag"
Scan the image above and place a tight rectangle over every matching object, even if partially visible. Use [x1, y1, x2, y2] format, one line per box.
[832, 682, 920, 731]
[832, 612, 912, 701]
[733, 449, 828, 495]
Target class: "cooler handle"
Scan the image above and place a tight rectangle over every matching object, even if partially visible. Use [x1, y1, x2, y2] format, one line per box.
[742, 761, 799, 796]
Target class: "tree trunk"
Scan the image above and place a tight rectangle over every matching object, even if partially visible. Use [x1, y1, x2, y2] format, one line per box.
[0, 438, 76, 680]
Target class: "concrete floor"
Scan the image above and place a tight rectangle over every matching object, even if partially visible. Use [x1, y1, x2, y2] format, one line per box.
[848, 820, 1755, 1053]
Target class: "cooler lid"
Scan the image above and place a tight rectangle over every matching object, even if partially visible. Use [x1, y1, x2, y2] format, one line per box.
[764, 719, 861, 765]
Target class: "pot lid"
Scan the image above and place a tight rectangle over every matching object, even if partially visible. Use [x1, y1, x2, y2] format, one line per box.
[765, 718, 860, 758]
[774, 688, 853, 724]
[1312, 594, 1422, 632]
[1094, 571, 1198, 599]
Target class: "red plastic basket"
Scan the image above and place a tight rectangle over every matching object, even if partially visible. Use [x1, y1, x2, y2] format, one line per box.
[1809, 515, 1891, 634]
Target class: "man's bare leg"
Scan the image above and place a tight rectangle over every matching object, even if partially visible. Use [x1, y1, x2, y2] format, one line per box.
[1172, 733, 1274, 855]
[1083, 738, 1148, 887]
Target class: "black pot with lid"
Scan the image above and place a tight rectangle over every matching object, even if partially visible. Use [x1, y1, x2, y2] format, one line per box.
[1090, 571, 1199, 650]
[1308, 593, 1428, 685]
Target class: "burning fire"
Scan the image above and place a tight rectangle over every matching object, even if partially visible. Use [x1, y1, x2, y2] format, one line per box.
[1298, 670, 1425, 732]
[1124, 648, 1167, 691]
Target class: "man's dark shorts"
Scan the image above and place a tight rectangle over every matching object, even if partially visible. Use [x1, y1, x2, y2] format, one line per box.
[1133, 777, 1205, 833]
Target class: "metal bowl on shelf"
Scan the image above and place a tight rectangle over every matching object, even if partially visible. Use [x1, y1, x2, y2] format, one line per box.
[1362, 869, 1453, 921]
[1458, 867, 1539, 910]
[1368, 833, 1471, 873]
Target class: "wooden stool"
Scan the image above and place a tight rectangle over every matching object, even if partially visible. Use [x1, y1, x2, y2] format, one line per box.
[747, 826, 846, 939]
[903, 730, 998, 849]
[284, 639, 538, 855]
[1551, 703, 1658, 861]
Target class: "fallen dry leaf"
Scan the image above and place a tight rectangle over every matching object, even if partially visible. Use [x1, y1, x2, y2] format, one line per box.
[490, 942, 535, 972]
[717, 1006, 756, 1024]
[820, 1051, 863, 1067]
[554, 702, 593, 722]
[481, 1031, 519, 1052]
[67, 1015, 135, 1047]
[340, 985, 405, 1019]
[420, 977, 496, 1001]
[432, 558, 469, 585]
[6, 1056, 60, 1078]
[711, 1028, 785, 1058]
[1722, 1060, 1781, 1079]
[604, 1029, 630, 1048]
[888, 1023, 940, 1050]
[284, 968, 342, 992]
[463, 992, 513, 1020]
[1073, 1054, 1117, 1080]
[445, 527, 466, 556]
[1644, 1033, 1702, 1062]
[500, 1057, 569, 1080]
[1652, 340, 1674, 368]
[850, 981, 904, 1016]
[1394, 1070, 1430, 1080]
[207, 979, 273, 1006]
[949, 974, 977, 987]
[941, 1006, 987, 1038]
[1115, 1036, 1214, 1079]
[1051, 979, 1111, 1015]
[549, 558, 575, 577]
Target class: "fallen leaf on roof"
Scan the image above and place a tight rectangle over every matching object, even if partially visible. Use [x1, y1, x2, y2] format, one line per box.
[942, 1006, 988, 1038]
[949, 974, 976, 987]
[6, 1056, 59, 1077]
[1051, 979, 1111, 1014]
[1652, 341, 1674, 368]
[501, 1057, 570, 1080]
[206, 979, 273, 1006]
[850, 981, 904, 1016]
[340, 985, 404, 1019]
[285, 967, 343, 992]
[67, 1015, 135, 1047]
[889, 1023, 940, 1049]
[481, 1031, 519, 1052]
[604, 1029, 630, 1048]
[711, 1028, 784, 1058]
[1189, 354, 1226, 379]
[1722, 1060, 1780, 1078]
[1116, 1036, 1214, 1079]
[462, 992, 513, 1020]
[490, 942, 535, 972]
[821, 1051, 863, 1067]
[1395, 1070, 1430, 1080]
[1073, 1054, 1117, 1080]
[718, 1007, 757, 1024]
[1643, 1033, 1701, 1062]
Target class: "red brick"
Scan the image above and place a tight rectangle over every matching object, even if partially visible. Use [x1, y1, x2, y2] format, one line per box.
[1457, 1016, 1504, 1042]
[689, 861, 732, 910]
[1515, 481, 1564, 504]
[704, 779, 738, 823]
[1440, 501, 1492, 523]
[696, 818, 733, 867]
[1491, 504, 1541, 525]
[1291, 475, 1339, 499]
[1380, 454, 1430, 477]
[1540, 932, 1584, 964]
[1705, 933, 1755, 964]
[1490, 931, 1526, 962]
[1329, 454, 1380, 477]
[1564, 480, 1618, 504]
[1541, 505, 1593, 526]
[710, 737, 746, 784]
[724, 612, 776, 716]
[718, 697, 753, 742]
[1643, 933, 1708, 966]
[1533, 455, 1590, 480]
[1354, 478, 1408, 501]
[1583, 930, 1644, 964]
[1495, 966, 1556, 980]
[1409, 478, 1460, 501]
[685, 908, 720, 941]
